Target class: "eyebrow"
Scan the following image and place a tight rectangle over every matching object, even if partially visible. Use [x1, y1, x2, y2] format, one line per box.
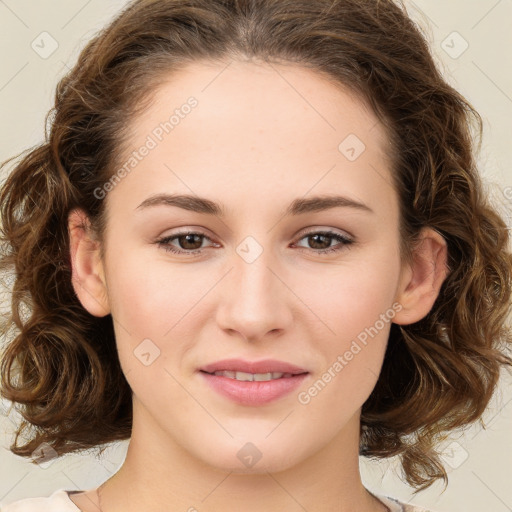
[135, 193, 374, 217]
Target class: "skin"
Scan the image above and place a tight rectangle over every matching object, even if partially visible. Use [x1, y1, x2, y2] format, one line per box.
[67, 60, 448, 512]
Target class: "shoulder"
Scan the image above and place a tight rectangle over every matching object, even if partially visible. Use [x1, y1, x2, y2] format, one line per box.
[374, 492, 438, 512]
[1, 490, 81, 512]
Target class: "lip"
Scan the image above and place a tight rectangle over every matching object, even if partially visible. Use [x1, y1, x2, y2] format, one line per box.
[200, 358, 308, 375]
[198, 358, 309, 406]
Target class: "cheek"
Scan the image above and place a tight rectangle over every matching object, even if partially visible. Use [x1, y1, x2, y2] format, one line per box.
[295, 251, 400, 404]
[105, 262, 201, 405]
[298, 288, 393, 422]
[103, 251, 212, 384]
[299, 249, 401, 338]
[106, 249, 209, 335]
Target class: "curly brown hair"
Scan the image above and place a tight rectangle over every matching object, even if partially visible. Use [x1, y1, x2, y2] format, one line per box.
[1, 0, 511, 492]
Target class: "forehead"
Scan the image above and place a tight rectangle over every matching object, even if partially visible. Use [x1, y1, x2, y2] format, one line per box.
[107, 60, 396, 222]
[134, 59, 389, 154]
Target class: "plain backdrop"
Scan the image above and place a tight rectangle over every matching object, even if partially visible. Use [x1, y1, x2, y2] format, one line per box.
[0, 1, 511, 511]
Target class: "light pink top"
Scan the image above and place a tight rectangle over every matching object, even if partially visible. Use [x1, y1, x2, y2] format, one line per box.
[1, 489, 436, 511]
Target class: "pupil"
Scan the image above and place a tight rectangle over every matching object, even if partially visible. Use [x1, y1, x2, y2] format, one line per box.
[180, 234, 201, 250]
[310, 234, 330, 250]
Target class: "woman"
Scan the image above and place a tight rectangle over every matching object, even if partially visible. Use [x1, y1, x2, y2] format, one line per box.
[1, 0, 511, 511]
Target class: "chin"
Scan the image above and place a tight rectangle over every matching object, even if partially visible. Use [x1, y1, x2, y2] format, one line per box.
[186, 431, 314, 475]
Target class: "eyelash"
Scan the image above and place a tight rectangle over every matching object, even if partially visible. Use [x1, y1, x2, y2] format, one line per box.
[155, 230, 354, 257]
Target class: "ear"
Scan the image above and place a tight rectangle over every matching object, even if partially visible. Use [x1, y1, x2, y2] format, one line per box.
[68, 208, 110, 317]
[393, 227, 449, 325]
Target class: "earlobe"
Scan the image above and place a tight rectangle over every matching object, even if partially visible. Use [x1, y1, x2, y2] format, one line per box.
[68, 208, 110, 317]
[393, 228, 449, 325]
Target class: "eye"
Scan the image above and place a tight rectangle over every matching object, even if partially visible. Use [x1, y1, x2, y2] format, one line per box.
[292, 230, 354, 256]
[155, 229, 354, 257]
[156, 231, 216, 256]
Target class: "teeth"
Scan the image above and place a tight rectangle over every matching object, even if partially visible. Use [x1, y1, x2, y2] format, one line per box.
[212, 371, 292, 381]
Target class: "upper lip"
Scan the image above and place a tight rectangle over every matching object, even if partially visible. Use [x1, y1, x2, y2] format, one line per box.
[200, 358, 309, 375]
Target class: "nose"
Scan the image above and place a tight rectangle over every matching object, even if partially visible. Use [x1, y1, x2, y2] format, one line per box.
[215, 244, 294, 343]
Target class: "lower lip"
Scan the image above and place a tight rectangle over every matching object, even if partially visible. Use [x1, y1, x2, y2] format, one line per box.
[199, 371, 309, 406]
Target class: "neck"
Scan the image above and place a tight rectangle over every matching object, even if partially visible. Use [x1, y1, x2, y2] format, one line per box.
[97, 399, 386, 512]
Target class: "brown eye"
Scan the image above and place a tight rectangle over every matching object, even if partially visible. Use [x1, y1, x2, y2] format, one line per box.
[175, 233, 204, 250]
[294, 231, 354, 256]
[155, 229, 354, 258]
[156, 232, 214, 256]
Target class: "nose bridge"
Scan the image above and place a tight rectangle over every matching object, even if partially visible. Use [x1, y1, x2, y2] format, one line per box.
[216, 235, 292, 340]
[235, 242, 275, 301]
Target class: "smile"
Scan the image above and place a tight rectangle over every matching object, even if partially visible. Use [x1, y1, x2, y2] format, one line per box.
[199, 370, 309, 406]
[208, 371, 295, 381]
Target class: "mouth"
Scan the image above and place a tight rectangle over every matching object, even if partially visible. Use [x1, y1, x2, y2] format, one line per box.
[200, 370, 304, 381]
[198, 359, 309, 406]
[199, 358, 309, 376]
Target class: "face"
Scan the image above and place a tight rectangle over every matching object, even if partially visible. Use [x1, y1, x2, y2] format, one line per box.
[73, 60, 418, 473]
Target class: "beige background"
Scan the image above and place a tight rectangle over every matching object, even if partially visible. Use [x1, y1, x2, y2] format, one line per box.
[0, 1, 511, 511]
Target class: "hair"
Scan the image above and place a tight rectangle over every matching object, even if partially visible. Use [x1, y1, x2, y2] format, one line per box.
[1, 0, 511, 492]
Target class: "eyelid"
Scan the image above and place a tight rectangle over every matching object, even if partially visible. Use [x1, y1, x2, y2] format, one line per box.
[294, 225, 354, 240]
[155, 226, 355, 257]
[158, 226, 353, 245]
